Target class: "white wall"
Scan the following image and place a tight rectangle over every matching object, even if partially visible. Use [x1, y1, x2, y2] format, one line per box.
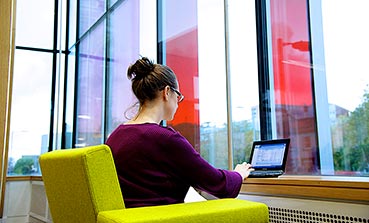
[3, 181, 51, 223]
[3, 181, 369, 223]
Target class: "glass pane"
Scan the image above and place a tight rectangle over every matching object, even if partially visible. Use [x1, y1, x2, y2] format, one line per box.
[59, 0, 68, 50]
[106, 0, 140, 134]
[79, 0, 107, 37]
[15, 0, 54, 48]
[228, 0, 259, 166]
[7, 50, 53, 176]
[197, 0, 228, 169]
[69, 0, 77, 48]
[269, 0, 319, 174]
[322, 0, 369, 176]
[159, 0, 203, 159]
[75, 22, 106, 147]
[52, 53, 66, 150]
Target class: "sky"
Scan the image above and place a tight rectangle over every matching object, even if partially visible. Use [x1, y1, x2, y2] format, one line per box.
[322, 0, 369, 111]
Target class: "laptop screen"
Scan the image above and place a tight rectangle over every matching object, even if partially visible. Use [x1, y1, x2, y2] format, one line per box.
[249, 139, 290, 170]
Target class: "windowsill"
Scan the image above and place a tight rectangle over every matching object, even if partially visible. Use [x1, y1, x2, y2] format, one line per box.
[7, 175, 369, 203]
[241, 175, 369, 204]
[7, 175, 42, 181]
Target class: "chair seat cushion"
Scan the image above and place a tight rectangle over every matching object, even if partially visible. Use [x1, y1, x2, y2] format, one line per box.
[97, 198, 269, 223]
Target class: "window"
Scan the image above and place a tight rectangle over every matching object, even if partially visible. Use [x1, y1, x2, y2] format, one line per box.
[158, 0, 202, 160]
[197, 0, 229, 169]
[227, 0, 259, 166]
[70, 0, 154, 147]
[159, 0, 259, 170]
[267, 0, 319, 174]
[74, 20, 106, 147]
[7, 0, 58, 176]
[321, 0, 369, 176]
[14, 0, 54, 49]
[8, 51, 53, 175]
[263, 0, 369, 176]
[106, 0, 142, 135]
[7, 0, 369, 178]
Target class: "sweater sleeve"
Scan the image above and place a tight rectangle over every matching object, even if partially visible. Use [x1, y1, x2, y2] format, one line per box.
[162, 130, 243, 198]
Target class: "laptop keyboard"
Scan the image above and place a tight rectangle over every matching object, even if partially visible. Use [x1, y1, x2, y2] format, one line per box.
[249, 170, 283, 178]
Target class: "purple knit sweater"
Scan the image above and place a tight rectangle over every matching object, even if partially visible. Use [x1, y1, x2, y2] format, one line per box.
[105, 123, 242, 208]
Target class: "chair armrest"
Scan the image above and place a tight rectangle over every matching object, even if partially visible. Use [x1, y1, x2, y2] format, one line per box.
[98, 198, 268, 223]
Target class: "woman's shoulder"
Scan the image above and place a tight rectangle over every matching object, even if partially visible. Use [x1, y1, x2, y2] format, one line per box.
[117, 123, 178, 135]
[107, 123, 179, 144]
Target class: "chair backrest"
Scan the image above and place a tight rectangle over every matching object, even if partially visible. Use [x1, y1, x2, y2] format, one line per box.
[39, 144, 125, 223]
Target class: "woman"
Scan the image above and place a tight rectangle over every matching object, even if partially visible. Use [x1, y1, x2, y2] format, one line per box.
[106, 57, 254, 208]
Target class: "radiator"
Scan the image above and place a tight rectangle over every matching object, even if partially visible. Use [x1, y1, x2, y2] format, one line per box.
[238, 194, 369, 223]
[268, 206, 368, 223]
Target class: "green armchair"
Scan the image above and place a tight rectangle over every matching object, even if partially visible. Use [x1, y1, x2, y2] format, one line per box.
[39, 144, 269, 223]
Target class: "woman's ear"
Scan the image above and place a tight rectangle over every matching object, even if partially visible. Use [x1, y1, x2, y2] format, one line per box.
[162, 85, 171, 101]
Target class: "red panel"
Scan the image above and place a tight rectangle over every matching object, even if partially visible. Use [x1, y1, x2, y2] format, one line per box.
[166, 28, 199, 124]
[271, 0, 313, 106]
[165, 28, 200, 150]
[270, 0, 319, 174]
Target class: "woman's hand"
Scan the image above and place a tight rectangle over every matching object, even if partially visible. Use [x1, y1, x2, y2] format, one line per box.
[234, 162, 254, 180]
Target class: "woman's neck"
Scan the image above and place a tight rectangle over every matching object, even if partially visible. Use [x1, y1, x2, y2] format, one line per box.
[128, 103, 163, 124]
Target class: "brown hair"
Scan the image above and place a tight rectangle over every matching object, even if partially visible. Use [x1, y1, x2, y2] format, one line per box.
[127, 57, 178, 105]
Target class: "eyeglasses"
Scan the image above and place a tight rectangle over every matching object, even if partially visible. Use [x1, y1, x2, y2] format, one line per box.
[170, 87, 184, 103]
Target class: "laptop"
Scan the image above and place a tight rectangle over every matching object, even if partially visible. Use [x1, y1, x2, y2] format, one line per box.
[248, 138, 290, 178]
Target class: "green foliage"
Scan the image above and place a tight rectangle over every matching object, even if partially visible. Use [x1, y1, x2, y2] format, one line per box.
[200, 120, 255, 169]
[232, 120, 254, 166]
[333, 149, 343, 170]
[7, 157, 15, 174]
[200, 123, 229, 169]
[333, 87, 369, 175]
[13, 158, 35, 175]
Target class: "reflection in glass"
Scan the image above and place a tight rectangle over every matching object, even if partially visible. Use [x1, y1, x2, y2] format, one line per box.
[269, 0, 319, 175]
[159, 0, 203, 163]
[79, 0, 107, 37]
[106, 0, 140, 135]
[75, 22, 106, 147]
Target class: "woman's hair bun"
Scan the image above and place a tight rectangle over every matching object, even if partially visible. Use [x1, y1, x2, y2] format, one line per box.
[127, 57, 155, 80]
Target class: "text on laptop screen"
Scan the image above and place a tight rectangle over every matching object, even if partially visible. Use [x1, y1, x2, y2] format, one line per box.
[251, 143, 287, 168]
